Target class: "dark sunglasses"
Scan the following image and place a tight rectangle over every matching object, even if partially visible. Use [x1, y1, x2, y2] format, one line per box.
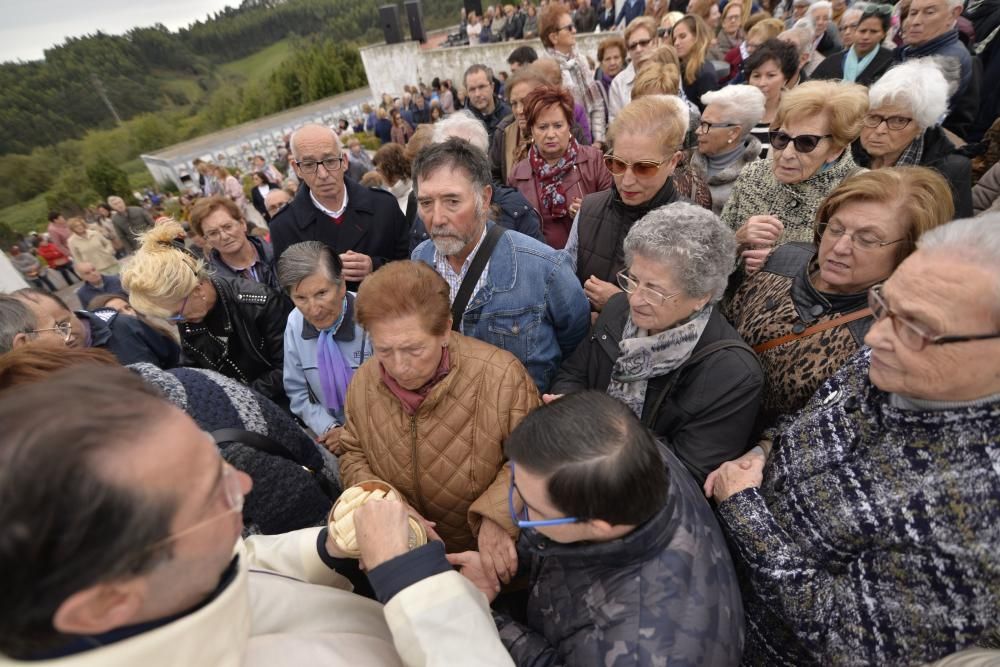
[769, 130, 833, 153]
[603, 154, 670, 177]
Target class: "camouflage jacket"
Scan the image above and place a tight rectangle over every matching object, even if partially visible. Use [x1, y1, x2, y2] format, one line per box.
[495, 446, 745, 666]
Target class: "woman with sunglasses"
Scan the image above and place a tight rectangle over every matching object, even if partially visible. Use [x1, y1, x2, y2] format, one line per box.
[722, 79, 870, 275]
[852, 59, 973, 218]
[564, 96, 687, 312]
[549, 203, 763, 485]
[706, 215, 1000, 666]
[122, 221, 291, 406]
[724, 167, 953, 434]
[508, 85, 612, 249]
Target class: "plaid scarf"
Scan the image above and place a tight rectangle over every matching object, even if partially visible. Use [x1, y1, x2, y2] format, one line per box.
[894, 132, 925, 166]
[528, 137, 579, 220]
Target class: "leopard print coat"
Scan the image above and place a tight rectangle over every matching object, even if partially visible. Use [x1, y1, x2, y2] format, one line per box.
[723, 243, 873, 432]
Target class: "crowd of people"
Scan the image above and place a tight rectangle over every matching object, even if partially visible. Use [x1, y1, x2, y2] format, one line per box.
[2, 0, 1000, 664]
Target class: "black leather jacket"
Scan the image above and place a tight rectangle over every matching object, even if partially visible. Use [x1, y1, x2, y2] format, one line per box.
[178, 276, 291, 406]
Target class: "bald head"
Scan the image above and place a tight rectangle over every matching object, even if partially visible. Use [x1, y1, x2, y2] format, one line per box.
[290, 124, 341, 161]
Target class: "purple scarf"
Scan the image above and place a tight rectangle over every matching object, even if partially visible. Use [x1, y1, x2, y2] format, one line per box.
[316, 296, 354, 414]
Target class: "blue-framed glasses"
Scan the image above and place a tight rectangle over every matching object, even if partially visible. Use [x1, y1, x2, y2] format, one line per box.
[508, 461, 580, 528]
[167, 293, 191, 322]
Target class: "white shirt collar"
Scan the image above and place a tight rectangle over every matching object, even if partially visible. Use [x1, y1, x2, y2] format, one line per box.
[309, 187, 349, 219]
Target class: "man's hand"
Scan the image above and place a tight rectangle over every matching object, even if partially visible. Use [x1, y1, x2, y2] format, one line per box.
[583, 275, 622, 311]
[477, 517, 518, 587]
[317, 426, 343, 455]
[340, 250, 373, 282]
[353, 499, 412, 570]
[446, 551, 501, 602]
[710, 457, 765, 504]
[704, 448, 766, 498]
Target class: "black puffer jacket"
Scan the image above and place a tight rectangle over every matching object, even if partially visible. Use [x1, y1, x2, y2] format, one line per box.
[78, 308, 180, 368]
[178, 276, 291, 406]
[549, 293, 763, 484]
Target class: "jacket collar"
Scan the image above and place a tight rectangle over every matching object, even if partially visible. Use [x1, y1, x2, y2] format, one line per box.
[902, 27, 960, 57]
[301, 292, 358, 342]
[290, 178, 375, 230]
[209, 235, 272, 271]
[74, 309, 113, 348]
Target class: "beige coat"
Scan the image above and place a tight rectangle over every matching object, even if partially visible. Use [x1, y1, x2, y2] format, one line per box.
[67, 229, 118, 273]
[0, 528, 513, 667]
[339, 333, 540, 551]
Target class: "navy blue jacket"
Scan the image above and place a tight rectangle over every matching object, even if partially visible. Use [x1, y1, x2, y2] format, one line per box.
[78, 308, 180, 368]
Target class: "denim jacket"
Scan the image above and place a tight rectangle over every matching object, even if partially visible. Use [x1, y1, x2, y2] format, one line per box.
[282, 293, 372, 435]
[413, 226, 590, 392]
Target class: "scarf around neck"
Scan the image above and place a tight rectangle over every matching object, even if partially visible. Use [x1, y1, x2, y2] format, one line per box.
[529, 137, 579, 220]
[380, 347, 451, 415]
[316, 296, 353, 415]
[705, 141, 747, 179]
[844, 44, 879, 82]
[607, 306, 712, 419]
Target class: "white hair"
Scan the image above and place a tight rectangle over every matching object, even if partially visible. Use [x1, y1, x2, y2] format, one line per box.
[839, 6, 863, 24]
[869, 59, 950, 129]
[431, 111, 490, 152]
[918, 215, 1000, 322]
[945, 0, 964, 10]
[783, 24, 816, 55]
[808, 0, 832, 17]
[701, 85, 766, 136]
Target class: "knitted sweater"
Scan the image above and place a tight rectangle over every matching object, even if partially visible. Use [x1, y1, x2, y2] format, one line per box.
[720, 150, 863, 244]
[130, 363, 339, 536]
[717, 349, 1000, 666]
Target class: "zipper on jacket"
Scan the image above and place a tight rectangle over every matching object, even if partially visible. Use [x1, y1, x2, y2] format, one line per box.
[410, 415, 427, 516]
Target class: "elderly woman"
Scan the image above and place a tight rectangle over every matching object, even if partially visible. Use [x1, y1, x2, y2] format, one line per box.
[66, 216, 118, 274]
[550, 203, 763, 484]
[539, 3, 606, 148]
[706, 215, 1000, 665]
[215, 165, 247, 211]
[373, 143, 413, 217]
[722, 80, 869, 275]
[509, 85, 612, 249]
[716, 2, 746, 57]
[808, 0, 841, 56]
[690, 85, 766, 214]
[852, 59, 973, 218]
[338, 260, 539, 585]
[565, 96, 687, 311]
[672, 15, 720, 110]
[812, 3, 894, 85]
[278, 241, 372, 453]
[725, 167, 953, 432]
[595, 35, 627, 120]
[121, 220, 290, 405]
[744, 38, 801, 157]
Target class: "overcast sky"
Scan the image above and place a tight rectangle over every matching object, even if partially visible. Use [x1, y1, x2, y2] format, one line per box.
[2, 0, 239, 63]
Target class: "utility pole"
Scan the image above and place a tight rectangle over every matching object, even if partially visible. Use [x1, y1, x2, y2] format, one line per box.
[90, 73, 123, 125]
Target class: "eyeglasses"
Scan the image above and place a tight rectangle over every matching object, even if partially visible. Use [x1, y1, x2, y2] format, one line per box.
[769, 131, 834, 153]
[868, 284, 1000, 351]
[820, 222, 904, 251]
[508, 462, 579, 528]
[628, 37, 654, 50]
[696, 121, 740, 134]
[167, 293, 191, 323]
[617, 270, 682, 306]
[724, 12, 742, 21]
[295, 157, 344, 174]
[150, 461, 245, 549]
[862, 114, 913, 131]
[603, 154, 671, 178]
[30, 321, 72, 342]
[203, 221, 243, 242]
[554, 23, 576, 33]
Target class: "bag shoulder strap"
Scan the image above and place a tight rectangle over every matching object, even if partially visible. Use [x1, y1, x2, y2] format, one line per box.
[752, 307, 873, 354]
[451, 225, 506, 331]
[642, 339, 754, 428]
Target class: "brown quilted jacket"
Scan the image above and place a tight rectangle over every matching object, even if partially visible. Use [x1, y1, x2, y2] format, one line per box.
[338, 333, 541, 552]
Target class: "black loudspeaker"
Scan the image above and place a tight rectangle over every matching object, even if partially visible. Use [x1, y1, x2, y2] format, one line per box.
[379, 4, 404, 44]
[464, 0, 484, 19]
[405, 0, 427, 43]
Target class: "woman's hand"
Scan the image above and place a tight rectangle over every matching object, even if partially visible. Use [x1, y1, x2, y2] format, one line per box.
[735, 215, 784, 248]
[583, 275, 622, 311]
[709, 456, 765, 504]
[446, 551, 502, 602]
[704, 448, 766, 498]
[541, 393, 564, 404]
[477, 517, 518, 587]
[317, 426, 344, 455]
[742, 247, 773, 275]
[569, 197, 583, 218]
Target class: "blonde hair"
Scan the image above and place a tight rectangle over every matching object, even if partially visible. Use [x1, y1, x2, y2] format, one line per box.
[774, 80, 869, 150]
[67, 217, 87, 233]
[675, 15, 713, 85]
[747, 17, 784, 42]
[607, 96, 688, 157]
[120, 221, 206, 318]
[631, 62, 682, 97]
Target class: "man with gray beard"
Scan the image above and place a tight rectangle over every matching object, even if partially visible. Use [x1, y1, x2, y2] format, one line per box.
[410, 138, 589, 393]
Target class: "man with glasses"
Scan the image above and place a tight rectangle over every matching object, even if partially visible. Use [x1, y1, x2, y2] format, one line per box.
[607, 17, 659, 123]
[269, 124, 409, 291]
[0, 367, 514, 665]
[447, 391, 744, 666]
[0, 294, 70, 353]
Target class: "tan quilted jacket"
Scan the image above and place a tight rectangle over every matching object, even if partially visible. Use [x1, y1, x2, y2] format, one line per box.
[338, 333, 541, 552]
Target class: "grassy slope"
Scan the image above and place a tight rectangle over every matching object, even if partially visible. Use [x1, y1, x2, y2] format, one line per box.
[218, 39, 292, 81]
